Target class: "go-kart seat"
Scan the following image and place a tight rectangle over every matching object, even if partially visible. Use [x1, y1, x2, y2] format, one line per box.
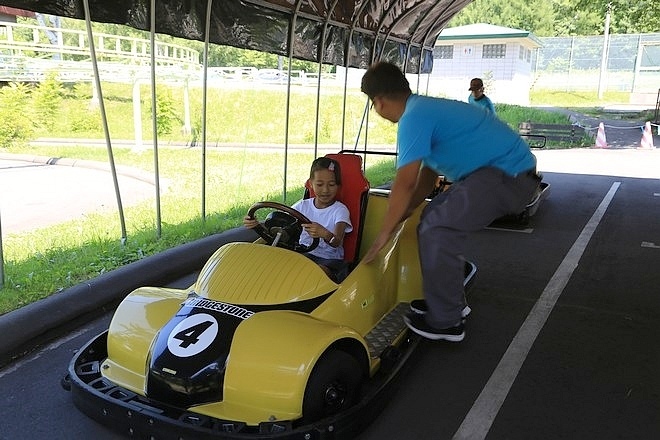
[304, 153, 370, 264]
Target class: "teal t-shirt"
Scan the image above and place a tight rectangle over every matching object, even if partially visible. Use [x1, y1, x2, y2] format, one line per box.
[397, 95, 535, 181]
[468, 94, 496, 114]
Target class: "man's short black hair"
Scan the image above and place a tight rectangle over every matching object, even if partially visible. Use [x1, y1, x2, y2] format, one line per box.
[361, 61, 411, 100]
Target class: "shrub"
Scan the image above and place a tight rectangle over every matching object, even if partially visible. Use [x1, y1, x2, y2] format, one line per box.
[0, 82, 34, 148]
[32, 72, 64, 130]
[150, 90, 178, 136]
[70, 113, 101, 132]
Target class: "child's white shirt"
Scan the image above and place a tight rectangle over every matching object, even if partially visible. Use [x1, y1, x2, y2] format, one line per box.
[291, 198, 352, 260]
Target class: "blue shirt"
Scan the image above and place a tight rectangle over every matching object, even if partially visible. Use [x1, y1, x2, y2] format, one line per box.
[468, 94, 496, 114]
[397, 95, 535, 181]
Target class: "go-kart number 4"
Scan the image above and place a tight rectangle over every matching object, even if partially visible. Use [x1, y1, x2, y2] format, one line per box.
[167, 313, 219, 357]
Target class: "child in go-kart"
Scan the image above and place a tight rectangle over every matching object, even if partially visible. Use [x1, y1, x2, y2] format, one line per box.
[243, 157, 353, 282]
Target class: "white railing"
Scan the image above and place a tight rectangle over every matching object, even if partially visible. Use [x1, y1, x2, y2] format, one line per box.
[0, 55, 200, 83]
[0, 21, 199, 66]
[0, 21, 343, 86]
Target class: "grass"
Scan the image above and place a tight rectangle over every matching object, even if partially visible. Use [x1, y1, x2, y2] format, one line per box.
[0, 82, 620, 315]
[530, 89, 656, 121]
[53, 82, 400, 146]
[530, 89, 631, 107]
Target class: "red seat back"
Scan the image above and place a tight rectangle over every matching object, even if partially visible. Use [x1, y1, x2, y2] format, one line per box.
[305, 153, 370, 263]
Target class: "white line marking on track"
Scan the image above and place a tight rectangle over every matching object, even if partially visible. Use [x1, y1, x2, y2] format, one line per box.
[452, 181, 621, 440]
[641, 241, 660, 249]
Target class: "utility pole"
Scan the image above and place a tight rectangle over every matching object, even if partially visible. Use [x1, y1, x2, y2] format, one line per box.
[597, 2, 612, 100]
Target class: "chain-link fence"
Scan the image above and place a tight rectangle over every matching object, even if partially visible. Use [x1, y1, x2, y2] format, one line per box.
[532, 33, 660, 94]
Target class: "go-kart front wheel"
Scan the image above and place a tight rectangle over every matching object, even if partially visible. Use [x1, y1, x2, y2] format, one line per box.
[302, 349, 363, 423]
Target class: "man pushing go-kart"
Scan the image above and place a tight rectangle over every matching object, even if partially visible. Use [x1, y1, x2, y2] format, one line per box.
[360, 62, 539, 342]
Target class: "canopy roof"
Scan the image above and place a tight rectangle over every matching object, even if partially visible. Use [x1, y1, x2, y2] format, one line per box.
[2, 0, 473, 73]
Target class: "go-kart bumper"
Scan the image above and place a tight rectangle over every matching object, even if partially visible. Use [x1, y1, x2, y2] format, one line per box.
[491, 180, 551, 227]
[65, 330, 419, 440]
[526, 181, 550, 218]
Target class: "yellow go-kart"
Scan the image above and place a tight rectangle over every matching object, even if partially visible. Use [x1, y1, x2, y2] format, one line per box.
[65, 152, 476, 439]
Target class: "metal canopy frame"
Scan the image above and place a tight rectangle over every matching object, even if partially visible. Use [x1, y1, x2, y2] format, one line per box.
[0, 0, 471, 266]
[2, 0, 473, 73]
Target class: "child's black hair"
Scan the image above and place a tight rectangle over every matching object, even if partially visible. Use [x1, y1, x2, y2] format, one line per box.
[310, 157, 341, 185]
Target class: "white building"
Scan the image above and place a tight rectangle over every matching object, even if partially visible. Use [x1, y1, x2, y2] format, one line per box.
[431, 23, 542, 106]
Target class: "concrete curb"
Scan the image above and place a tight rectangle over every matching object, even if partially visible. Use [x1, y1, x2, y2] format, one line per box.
[0, 227, 257, 365]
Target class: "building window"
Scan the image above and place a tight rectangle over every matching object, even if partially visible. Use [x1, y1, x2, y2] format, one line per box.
[483, 44, 506, 59]
[519, 46, 532, 62]
[435, 45, 454, 59]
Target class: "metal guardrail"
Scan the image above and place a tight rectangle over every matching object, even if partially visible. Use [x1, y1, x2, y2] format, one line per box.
[0, 21, 200, 64]
[0, 22, 343, 85]
[0, 21, 201, 83]
[0, 56, 338, 86]
[0, 55, 201, 83]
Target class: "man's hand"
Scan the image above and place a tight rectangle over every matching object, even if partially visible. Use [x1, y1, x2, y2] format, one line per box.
[361, 231, 392, 264]
[362, 160, 422, 263]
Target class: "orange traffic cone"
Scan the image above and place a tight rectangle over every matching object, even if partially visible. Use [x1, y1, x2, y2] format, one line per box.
[639, 121, 655, 150]
[595, 122, 607, 148]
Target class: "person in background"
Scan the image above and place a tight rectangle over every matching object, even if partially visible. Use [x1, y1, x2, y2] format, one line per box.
[360, 62, 538, 342]
[244, 157, 352, 282]
[468, 77, 496, 115]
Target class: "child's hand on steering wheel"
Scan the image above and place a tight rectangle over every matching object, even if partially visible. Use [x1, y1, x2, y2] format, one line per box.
[243, 215, 259, 229]
[302, 222, 328, 239]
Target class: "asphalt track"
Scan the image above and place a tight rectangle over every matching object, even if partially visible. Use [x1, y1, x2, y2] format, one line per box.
[1, 126, 659, 439]
[0, 153, 158, 234]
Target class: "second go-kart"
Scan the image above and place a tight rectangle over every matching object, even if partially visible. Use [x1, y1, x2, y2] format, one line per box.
[64, 152, 477, 439]
[432, 174, 550, 227]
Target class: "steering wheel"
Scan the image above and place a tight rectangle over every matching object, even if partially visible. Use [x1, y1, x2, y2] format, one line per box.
[247, 201, 319, 253]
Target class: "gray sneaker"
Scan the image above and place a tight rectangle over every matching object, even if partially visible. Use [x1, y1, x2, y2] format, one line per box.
[409, 299, 471, 321]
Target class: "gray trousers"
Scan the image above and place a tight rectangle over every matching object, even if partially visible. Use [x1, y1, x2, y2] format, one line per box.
[417, 167, 539, 328]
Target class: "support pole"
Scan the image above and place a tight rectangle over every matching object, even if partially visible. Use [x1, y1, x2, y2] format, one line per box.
[200, 0, 213, 220]
[149, 0, 162, 237]
[0, 210, 4, 289]
[182, 78, 191, 135]
[631, 35, 643, 93]
[132, 78, 144, 152]
[597, 3, 612, 100]
[82, 0, 127, 244]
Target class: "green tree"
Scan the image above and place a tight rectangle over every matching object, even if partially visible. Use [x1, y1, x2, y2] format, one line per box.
[448, 0, 659, 36]
[151, 90, 178, 136]
[32, 73, 64, 130]
[574, 0, 660, 34]
[448, 0, 556, 36]
[551, 0, 602, 36]
[0, 83, 34, 148]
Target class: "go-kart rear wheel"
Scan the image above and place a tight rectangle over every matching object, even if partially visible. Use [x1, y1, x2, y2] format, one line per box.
[302, 349, 362, 422]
